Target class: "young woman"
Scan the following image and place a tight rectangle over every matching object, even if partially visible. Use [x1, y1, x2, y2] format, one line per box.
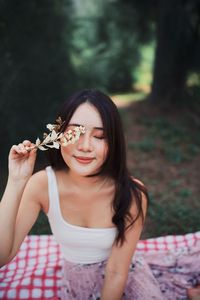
[0, 89, 164, 299]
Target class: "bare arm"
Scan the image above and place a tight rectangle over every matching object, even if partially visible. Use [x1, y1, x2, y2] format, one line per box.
[0, 140, 39, 266]
[100, 191, 148, 300]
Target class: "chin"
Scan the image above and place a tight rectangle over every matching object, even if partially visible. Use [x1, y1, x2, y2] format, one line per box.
[76, 169, 98, 177]
[70, 165, 102, 177]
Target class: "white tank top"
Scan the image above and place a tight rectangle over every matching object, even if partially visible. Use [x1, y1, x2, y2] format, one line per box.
[46, 166, 117, 264]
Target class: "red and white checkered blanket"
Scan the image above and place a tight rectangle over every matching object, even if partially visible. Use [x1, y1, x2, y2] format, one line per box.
[0, 232, 200, 299]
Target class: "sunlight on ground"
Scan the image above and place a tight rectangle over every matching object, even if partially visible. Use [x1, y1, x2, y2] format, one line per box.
[134, 42, 155, 90]
[111, 91, 147, 107]
[111, 42, 154, 107]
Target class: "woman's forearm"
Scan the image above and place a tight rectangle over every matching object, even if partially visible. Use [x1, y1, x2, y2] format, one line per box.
[101, 270, 128, 300]
[0, 177, 27, 265]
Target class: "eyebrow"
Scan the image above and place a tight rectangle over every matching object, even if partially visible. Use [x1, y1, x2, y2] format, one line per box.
[67, 123, 104, 130]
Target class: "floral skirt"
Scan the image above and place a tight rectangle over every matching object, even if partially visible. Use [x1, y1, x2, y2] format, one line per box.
[144, 240, 200, 300]
[60, 255, 164, 300]
[60, 239, 200, 300]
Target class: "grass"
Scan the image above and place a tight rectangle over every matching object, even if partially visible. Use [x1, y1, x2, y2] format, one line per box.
[146, 195, 200, 237]
[124, 98, 200, 238]
[132, 116, 200, 164]
[30, 211, 52, 235]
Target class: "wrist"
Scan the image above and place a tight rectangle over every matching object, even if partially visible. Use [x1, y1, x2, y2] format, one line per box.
[1, 176, 29, 206]
[7, 176, 29, 189]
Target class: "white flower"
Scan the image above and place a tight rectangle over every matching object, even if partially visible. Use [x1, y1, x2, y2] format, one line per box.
[46, 124, 56, 131]
[29, 118, 86, 151]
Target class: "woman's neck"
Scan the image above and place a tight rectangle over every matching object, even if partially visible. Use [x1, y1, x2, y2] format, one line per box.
[67, 170, 111, 191]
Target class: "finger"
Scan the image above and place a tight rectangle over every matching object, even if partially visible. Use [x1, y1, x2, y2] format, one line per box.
[22, 140, 32, 146]
[21, 140, 36, 152]
[29, 146, 37, 155]
[25, 145, 36, 152]
[18, 143, 28, 153]
[10, 145, 18, 154]
[18, 143, 24, 149]
[11, 144, 28, 155]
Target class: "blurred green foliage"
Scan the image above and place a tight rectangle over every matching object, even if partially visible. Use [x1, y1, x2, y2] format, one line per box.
[69, 1, 154, 92]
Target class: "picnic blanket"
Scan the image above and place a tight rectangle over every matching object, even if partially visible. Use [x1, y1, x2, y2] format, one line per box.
[0, 232, 200, 299]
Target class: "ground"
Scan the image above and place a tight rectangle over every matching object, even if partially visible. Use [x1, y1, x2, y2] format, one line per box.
[120, 99, 200, 238]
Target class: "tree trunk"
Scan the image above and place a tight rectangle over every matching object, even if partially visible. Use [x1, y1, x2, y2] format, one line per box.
[150, 0, 190, 106]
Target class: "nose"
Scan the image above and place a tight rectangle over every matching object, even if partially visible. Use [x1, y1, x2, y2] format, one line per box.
[77, 132, 92, 152]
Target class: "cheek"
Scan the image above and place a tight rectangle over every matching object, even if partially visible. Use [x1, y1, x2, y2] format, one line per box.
[98, 142, 108, 160]
[61, 144, 74, 157]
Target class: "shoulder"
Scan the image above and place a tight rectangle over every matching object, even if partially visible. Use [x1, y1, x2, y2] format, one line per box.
[23, 169, 49, 209]
[28, 169, 48, 188]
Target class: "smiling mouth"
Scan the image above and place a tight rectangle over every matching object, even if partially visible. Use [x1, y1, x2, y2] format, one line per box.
[74, 156, 94, 164]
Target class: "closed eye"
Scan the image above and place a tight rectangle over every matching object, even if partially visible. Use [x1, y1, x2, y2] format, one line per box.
[94, 136, 105, 140]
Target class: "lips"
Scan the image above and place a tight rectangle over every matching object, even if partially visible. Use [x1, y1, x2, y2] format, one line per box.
[74, 156, 94, 164]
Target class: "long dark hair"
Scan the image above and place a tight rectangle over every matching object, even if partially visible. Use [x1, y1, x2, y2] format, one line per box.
[48, 89, 149, 245]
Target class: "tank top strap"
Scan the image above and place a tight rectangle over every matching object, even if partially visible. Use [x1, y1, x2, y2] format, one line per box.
[45, 166, 60, 217]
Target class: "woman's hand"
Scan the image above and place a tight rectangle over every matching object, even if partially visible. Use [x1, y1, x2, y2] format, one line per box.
[8, 140, 37, 182]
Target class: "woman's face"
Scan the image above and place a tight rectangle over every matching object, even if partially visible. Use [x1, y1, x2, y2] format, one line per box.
[61, 102, 108, 177]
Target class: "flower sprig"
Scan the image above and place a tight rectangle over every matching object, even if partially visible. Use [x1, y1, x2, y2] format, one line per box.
[26, 117, 86, 151]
